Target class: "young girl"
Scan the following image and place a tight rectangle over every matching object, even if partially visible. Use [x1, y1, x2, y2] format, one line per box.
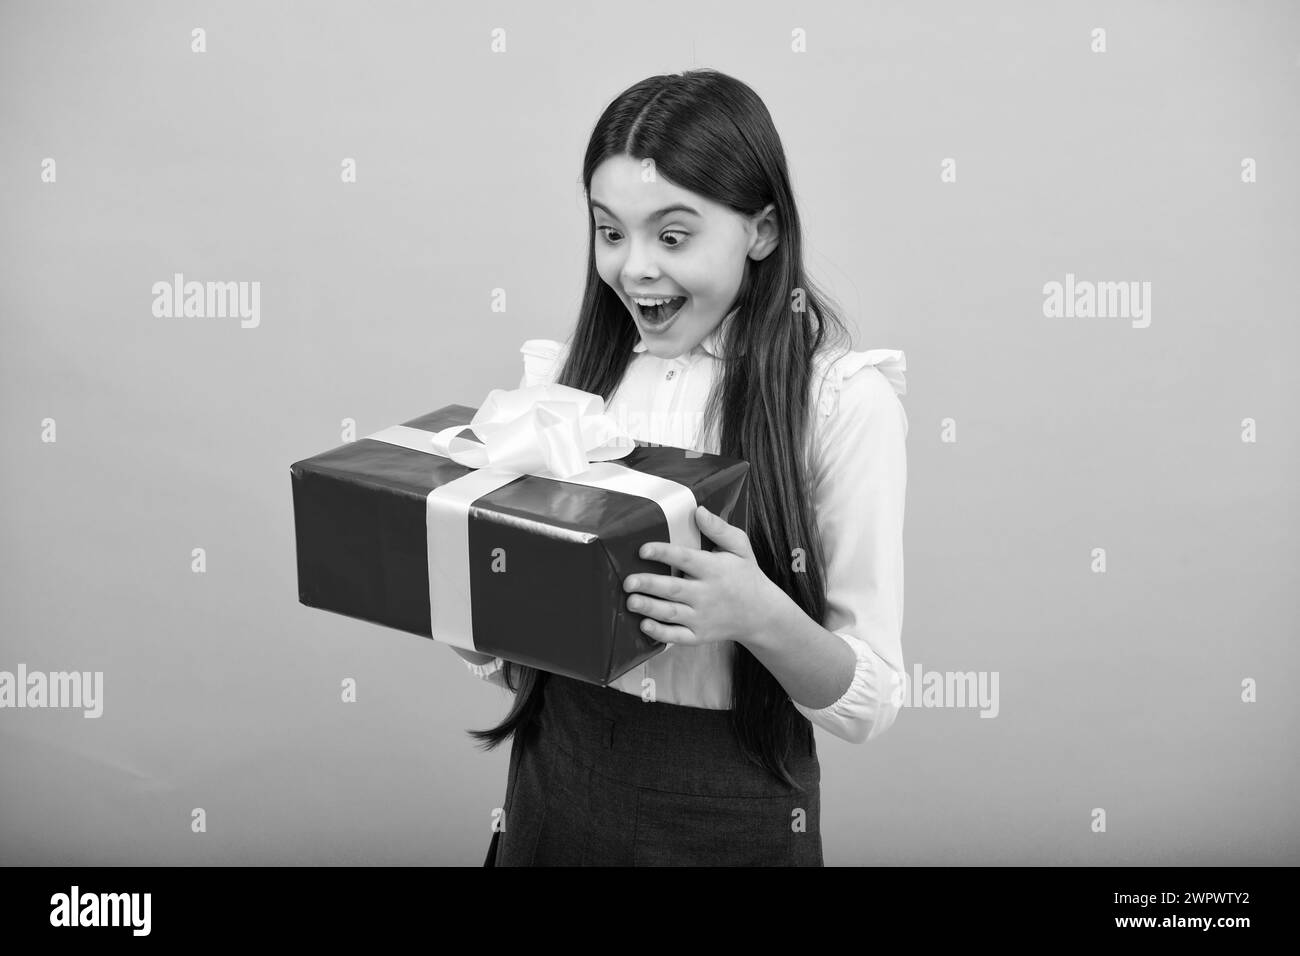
[454, 68, 908, 866]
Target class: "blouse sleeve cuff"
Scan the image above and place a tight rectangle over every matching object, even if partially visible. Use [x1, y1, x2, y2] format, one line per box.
[791, 631, 903, 745]
[520, 339, 567, 387]
[463, 655, 507, 688]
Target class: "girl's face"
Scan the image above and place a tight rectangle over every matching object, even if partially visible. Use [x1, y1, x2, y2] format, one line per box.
[589, 155, 778, 359]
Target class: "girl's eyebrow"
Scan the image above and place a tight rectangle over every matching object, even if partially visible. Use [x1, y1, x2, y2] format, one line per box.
[590, 200, 702, 222]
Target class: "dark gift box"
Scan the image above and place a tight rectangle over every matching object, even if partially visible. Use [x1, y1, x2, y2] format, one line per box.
[289, 403, 749, 686]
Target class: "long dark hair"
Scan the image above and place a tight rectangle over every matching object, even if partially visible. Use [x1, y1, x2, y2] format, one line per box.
[467, 68, 853, 790]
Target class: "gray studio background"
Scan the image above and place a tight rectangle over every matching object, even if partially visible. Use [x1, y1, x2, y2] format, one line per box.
[2, 0, 1297, 865]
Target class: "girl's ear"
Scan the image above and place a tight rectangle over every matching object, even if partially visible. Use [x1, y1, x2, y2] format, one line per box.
[747, 203, 780, 261]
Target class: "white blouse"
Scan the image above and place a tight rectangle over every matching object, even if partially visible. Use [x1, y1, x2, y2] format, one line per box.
[461, 319, 909, 745]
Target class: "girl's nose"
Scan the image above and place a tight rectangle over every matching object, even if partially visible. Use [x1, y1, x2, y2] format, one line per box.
[621, 241, 660, 285]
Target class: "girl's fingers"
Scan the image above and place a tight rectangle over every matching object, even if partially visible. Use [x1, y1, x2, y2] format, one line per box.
[639, 618, 697, 645]
[695, 505, 753, 558]
[639, 541, 706, 576]
[624, 571, 696, 602]
[628, 594, 693, 625]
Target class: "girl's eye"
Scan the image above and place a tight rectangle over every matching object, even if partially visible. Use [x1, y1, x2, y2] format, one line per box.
[595, 227, 689, 248]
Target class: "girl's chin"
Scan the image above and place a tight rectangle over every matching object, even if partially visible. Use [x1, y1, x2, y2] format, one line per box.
[639, 325, 684, 348]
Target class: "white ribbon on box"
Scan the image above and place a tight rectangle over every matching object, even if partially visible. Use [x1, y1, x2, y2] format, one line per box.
[363, 384, 701, 652]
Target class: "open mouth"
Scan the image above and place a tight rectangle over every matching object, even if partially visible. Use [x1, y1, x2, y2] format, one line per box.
[633, 296, 688, 328]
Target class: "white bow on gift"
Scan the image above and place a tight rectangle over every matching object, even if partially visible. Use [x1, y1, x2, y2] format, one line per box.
[362, 382, 701, 658]
[426, 384, 635, 479]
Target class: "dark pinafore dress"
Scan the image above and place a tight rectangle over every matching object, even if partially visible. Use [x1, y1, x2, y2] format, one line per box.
[482, 672, 823, 866]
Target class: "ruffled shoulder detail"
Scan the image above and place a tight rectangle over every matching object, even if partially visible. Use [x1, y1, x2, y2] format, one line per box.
[519, 338, 571, 386]
[813, 347, 907, 418]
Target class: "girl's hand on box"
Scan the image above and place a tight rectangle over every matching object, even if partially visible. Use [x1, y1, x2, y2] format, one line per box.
[622, 505, 786, 649]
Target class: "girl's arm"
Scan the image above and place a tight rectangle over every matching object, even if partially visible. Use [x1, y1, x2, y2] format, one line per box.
[748, 353, 908, 744]
[746, 595, 860, 709]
